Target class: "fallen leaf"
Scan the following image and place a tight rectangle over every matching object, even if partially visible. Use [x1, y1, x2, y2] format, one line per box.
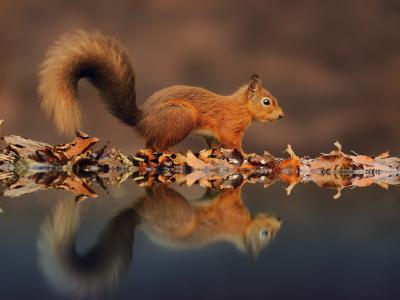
[186, 151, 208, 169]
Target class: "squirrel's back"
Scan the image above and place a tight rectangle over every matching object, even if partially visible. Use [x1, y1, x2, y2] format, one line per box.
[39, 30, 141, 136]
[39, 30, 284, 151]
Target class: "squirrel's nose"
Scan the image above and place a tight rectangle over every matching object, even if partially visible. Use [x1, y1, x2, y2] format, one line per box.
[278, 114, 284, 119]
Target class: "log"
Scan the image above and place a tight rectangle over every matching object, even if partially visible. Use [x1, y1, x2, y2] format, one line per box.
[1, 120, 399, 200]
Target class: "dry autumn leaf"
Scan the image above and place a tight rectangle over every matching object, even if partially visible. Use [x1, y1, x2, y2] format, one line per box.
[0, 122, 399, 200]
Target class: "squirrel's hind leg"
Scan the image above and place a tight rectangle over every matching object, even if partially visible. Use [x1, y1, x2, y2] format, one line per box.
[142, 103, 197, 151]
[203, 136, 221, 149]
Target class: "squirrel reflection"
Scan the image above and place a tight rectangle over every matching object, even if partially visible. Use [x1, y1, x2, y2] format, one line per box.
[137, 185, 281, 256]
[37, 185, 281, 298]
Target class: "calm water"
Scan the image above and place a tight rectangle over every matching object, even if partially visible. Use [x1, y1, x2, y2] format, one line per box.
[1, 181, 400, 300]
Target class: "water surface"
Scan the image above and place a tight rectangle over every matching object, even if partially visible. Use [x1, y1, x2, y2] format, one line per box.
[1, 182, 400, 300]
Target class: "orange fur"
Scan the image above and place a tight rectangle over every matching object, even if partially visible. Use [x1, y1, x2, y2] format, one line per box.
[136, 185, 282, 257]
[39, 31, 284, 151]
[36, 185, 281, 297]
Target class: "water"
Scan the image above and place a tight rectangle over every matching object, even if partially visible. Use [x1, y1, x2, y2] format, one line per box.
[1, 180, 400, 300]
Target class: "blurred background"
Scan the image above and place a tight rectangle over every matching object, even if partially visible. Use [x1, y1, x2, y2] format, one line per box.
[2, 1, 400, 299]
[1, 0, 399, 156]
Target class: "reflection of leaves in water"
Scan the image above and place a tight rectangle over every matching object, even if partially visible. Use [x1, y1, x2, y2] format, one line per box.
[37, 185, 281, 298]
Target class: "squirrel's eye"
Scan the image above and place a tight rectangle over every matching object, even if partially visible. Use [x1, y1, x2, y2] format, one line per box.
[259, 229, 269, 238]
[261, 97, 271, 106]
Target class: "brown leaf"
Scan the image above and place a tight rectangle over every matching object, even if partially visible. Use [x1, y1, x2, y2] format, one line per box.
[376, 151, 390, 159]
[186, 151, 208, 169]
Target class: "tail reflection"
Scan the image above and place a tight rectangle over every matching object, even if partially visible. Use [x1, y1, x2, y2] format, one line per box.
[37, 200, 138, 298]
[37, 185, 281, 298]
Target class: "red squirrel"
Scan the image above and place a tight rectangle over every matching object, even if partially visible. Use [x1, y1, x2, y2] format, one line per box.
[39, 30, 284, 152]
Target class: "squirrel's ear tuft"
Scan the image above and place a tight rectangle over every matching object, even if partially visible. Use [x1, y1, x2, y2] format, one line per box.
[249, 73, 262, 93]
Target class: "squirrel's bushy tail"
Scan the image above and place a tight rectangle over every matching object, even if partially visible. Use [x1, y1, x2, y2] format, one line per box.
[39, 30, 141, 136]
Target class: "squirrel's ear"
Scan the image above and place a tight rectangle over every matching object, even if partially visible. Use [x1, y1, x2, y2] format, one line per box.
[248, 73, 262, 93]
